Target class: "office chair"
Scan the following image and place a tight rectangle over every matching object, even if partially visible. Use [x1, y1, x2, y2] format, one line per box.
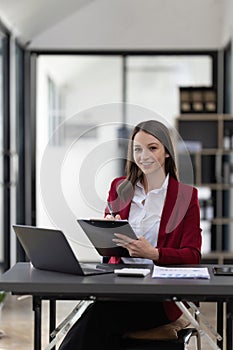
[121, 327, 200, 350]
[121, 308, 201, 350]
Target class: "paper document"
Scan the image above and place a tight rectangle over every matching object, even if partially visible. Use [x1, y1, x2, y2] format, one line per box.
[152, 266, 210, 279]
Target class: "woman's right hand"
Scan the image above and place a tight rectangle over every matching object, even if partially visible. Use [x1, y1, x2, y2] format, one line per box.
[105, 214, 122, 220]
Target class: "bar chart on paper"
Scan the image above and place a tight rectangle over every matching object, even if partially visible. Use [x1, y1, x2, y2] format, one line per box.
[152, 266, 210, 279]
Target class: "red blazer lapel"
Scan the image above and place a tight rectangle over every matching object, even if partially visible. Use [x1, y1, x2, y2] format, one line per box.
[157, 177, 194, 247]
[157, 176, 178, 246]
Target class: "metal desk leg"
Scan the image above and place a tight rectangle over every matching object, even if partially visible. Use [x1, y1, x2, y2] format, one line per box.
[226, 301, 233, 350]
[33, 296, 42, 350]
[45, 300, 94, 350]
[174, 300, 221, 350]
[49, 300, 56, 349]
[217, 302, 223, 349]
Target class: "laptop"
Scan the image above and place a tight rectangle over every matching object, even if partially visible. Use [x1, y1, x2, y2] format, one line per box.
[77, 218, 138, 257]
[12, 225, 115, 276]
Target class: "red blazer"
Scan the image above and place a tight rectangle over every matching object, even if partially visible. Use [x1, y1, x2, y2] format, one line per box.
[105, 175, 202, 321]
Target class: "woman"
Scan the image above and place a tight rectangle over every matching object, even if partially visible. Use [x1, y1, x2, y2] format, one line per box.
[59, 119, 202, 350]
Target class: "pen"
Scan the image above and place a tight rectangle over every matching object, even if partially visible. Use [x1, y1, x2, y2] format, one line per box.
[107, 202, 115, 217]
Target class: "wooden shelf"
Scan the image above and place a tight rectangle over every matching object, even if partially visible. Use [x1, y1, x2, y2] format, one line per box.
[178, 113, 233, 121]
[212, 217, 233, 225]
[186, 149, 233, 155]
[195, 183, 233, 190]
[177, 114, 233, 256]
[202, 251, 233, 264]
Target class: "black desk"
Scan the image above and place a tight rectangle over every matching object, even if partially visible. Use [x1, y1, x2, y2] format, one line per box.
[0, 263, 232, 350]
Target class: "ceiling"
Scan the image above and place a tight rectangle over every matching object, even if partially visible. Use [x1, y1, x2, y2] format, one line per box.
[0, 0, 94, 43]
[0, 0, 226, 50]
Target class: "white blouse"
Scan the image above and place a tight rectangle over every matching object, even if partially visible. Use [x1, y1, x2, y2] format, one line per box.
[122, 175, 169, 264]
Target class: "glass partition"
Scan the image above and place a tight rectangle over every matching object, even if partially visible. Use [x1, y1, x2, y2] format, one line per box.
[127, 55, 212, 126]
[36, 53, 215, 262]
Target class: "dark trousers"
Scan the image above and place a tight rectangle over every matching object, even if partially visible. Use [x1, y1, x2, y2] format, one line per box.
[58, 300, 170, 350]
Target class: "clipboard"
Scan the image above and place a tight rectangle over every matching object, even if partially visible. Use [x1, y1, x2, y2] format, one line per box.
[77, 218, 137, 257]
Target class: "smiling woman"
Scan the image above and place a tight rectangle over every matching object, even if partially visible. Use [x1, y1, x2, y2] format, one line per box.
[58, 119, 202, 350]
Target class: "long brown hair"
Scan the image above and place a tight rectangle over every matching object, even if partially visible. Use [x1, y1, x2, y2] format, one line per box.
[117, 120, 178, 200]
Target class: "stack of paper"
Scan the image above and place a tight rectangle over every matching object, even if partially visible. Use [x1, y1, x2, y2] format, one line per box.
[152, 266, 210, 279]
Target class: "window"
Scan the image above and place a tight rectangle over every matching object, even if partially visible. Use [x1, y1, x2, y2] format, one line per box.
[36, 52, 216, 262]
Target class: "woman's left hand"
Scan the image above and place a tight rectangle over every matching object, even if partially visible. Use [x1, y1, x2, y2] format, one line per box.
[113, 233, 159, 261]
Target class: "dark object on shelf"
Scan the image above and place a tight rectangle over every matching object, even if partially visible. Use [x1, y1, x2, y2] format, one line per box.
[179, 87, 217, 114]
[178, 120, 217, 148]
[213, 266, 233, 276]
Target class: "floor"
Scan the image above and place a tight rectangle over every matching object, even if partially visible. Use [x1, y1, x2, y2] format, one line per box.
[0, 294, 224, 350]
